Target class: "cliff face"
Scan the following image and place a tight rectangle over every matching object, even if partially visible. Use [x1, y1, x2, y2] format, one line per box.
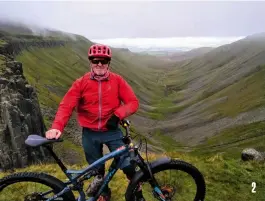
[0, 50, 50, 171]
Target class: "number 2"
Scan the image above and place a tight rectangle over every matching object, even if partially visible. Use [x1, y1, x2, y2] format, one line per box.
[252, 182, 256, 193]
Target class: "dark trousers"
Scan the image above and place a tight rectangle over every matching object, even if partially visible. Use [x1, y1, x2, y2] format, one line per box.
[82, 127, 135, 194]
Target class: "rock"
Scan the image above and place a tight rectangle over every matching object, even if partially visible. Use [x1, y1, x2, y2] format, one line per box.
[6, 61, 23, 74]
[0, 77, 9, 85]
[0, 54, 51, 171]
[0, 39, 69, 171]
[241, 148, 265, 161]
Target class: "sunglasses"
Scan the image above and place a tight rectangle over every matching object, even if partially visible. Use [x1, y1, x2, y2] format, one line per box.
[91, 59, 109, 65]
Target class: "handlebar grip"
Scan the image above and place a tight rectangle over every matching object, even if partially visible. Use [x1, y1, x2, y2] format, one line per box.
[120, 119, 131, 127]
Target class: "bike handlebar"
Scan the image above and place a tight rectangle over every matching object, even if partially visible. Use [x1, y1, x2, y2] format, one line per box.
[120, 119, 131, 135]
[120, 119, 132, 145]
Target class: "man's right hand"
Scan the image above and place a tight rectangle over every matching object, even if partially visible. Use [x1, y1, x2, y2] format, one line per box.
[45, 129, 62, 139]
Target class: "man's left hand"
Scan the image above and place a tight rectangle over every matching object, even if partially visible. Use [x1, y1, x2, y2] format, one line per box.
[106, 114, 120, 130]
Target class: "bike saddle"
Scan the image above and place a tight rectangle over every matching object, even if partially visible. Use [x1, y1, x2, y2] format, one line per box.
[25, 134, 63, 147]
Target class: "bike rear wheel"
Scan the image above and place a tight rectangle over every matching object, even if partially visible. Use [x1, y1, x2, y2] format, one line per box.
[125, 158, 206, 201]
[0, 172, 75, 201]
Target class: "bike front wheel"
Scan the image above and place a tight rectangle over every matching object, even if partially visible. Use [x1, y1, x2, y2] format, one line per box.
[0, 172, 76, 201]
[125, 158, 206, 201]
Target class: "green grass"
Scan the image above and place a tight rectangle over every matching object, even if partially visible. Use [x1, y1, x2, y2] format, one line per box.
[191, 121, 265, 159]
[0, 39, 7, 47]
[53, 138, 87, 165]
[0, 152, 264, 201]
[144, 94, 189, 120]
[0, 54, 6, 75]
[152, 130, 185, 152]
[0, 54, 5, 64]
[203, 66, 265, 117]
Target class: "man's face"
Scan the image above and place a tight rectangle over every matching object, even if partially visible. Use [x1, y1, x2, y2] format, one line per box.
[90, 57, 110, 76]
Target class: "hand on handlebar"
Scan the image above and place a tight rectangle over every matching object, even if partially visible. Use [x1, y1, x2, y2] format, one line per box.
[120, 119, 131, 127]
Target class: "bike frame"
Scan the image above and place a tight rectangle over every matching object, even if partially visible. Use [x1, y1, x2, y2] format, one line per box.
[45, 142, 134, 201]
[43, 121, 167, 201]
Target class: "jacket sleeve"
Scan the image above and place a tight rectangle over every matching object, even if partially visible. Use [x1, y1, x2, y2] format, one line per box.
[51, 79, 81, 132]
[114, 76, 139, 120]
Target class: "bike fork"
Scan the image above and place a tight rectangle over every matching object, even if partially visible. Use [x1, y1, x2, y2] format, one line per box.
[148, 178, 167, 201]
[153, 187, 167, 201]
[136, 155, 167, 201]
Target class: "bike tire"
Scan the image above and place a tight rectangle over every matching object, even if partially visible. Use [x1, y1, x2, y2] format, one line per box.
[0, 172, 76, 201]
[125, 158, 206, 201]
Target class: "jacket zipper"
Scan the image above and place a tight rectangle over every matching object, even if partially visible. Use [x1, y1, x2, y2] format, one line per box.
[98, 81, 102, 130]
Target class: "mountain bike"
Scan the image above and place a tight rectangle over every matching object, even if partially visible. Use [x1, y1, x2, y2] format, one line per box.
[0, 119, 206, 201]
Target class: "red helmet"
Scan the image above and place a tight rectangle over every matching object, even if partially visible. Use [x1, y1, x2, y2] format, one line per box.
[88, 44, 112, 59]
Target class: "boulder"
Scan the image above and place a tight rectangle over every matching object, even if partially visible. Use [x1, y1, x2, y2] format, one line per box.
[241, 148, 265, 161]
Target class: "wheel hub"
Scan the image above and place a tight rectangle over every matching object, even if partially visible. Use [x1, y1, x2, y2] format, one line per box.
[24, 192, 44, 201]
[160, 185, 176, 201]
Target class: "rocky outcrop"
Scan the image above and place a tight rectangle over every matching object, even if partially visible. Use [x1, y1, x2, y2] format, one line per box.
[0, 53, 51, 171]
[241, 148, 265, 161]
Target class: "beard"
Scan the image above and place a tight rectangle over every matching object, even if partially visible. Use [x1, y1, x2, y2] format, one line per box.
[92, 67, 108, 76]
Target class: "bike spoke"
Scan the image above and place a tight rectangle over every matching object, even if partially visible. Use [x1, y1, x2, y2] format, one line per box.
[0, 181, 56, 201]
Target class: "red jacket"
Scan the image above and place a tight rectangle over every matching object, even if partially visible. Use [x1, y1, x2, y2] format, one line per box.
[51, 72, 139, 132]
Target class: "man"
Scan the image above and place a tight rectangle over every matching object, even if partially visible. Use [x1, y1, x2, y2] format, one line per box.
[45, 44, 144, 201]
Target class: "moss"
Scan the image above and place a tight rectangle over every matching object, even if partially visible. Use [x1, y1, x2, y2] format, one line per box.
[0, 39, 7, 47]
[0, 54, 6, 74]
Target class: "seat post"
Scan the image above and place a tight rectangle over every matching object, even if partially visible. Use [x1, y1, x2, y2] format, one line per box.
[41, 124, 69, 175]
[44, 144, 68, 173]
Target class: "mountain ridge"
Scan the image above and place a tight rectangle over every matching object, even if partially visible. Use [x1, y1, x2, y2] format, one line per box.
[146, 33, 265, 155]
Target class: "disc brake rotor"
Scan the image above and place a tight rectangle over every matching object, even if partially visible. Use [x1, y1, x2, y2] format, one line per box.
[161, 185, 176, 199]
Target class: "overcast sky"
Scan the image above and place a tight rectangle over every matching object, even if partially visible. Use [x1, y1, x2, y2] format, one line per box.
[0, 1, 265, 49]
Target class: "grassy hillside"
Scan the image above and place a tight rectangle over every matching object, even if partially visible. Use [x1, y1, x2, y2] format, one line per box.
[191, 121, 265, 158]
[0, 20, 33, 35]
[165, 47, 214, 62]
[202, 65, 265, 117]
[144, 33, 265, 153]
[0, 152, 264, 201]
[164, 34, 265, 106]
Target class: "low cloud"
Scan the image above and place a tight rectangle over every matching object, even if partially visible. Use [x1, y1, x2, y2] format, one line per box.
[92, 37, 245, 50]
